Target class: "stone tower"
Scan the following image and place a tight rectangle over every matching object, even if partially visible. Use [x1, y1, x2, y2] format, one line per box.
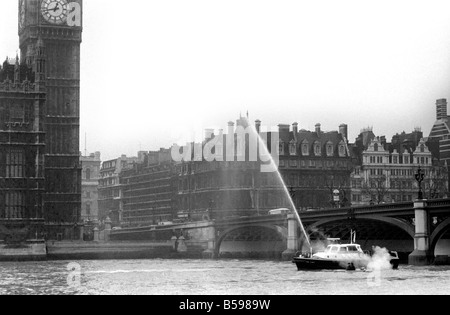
[18, 0, 83, 239]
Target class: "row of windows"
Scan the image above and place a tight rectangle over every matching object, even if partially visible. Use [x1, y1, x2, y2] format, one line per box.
[365, 155, 431, 165]
[0, 103, 33, 125]
[5, 150, 24, 178]
[351, 179, 416, 190]
[280, 142, 346, 157]
[372, 143, 428, 153]
[390, 169, 415, 177]
[359, 168, 430, 178]
[0, 191, 25, 219]
[99, 177, 119, 187]
[279, 159, 348, 169]
[369, 169, 384, 176]
[101, 160, 131, 171]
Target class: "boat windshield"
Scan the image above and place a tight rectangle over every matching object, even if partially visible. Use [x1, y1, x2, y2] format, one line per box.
[326, 246, 339, 252]
[325, 245, 362, 253]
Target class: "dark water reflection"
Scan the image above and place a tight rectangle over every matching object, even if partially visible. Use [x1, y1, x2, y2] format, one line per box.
[1, 259, 449, 295]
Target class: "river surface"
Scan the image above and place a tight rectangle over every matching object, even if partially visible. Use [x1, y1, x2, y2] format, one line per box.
[0, 259, 449, 295]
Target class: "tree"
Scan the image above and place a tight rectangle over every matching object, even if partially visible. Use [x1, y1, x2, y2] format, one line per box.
[423, 165, 449, 199]
[322, 171, 351, 208]
[361, 175, 390, 204]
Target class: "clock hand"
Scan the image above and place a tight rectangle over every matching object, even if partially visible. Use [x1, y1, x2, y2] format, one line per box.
[41, 3, 60, 13]
[42, 6, 63, 13]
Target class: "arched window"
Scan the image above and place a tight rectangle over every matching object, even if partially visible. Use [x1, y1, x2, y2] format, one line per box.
[86, 168, 91, 180]
[326, 141, 334, 157]
[338, 142, 346, 157]
[374, 143, 379, 152]
[301, 141, 309, 156]
[420, 144, 425, 153]
[314, 141, 321, 156]
[289, 141, 297, 156]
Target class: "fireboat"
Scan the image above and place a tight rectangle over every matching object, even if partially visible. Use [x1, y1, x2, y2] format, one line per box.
[292, 232, 399, 271]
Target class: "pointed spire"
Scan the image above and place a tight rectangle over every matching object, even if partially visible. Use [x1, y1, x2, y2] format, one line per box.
[35, 37, 46, 90]
[14, 53, 20, 84]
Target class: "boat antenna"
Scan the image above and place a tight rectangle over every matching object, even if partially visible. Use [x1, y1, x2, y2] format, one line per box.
[350, 230, 356, 244]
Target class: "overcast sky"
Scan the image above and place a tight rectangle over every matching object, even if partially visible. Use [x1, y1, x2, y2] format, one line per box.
[1, 0, 450, 161]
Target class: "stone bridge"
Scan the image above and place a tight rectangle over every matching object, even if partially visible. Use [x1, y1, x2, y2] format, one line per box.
[111, 198, 450, 265]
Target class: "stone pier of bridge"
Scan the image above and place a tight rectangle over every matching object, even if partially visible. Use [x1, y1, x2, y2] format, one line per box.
[408, 200, 434, 266]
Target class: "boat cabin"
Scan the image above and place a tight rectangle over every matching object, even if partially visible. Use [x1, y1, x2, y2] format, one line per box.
[324, 244, 363, 253]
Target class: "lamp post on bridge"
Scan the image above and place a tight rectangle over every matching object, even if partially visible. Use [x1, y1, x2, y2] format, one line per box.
[333, 189, 340, 208]
[409, 165, 434, 265]
[415, 166, 425, 200]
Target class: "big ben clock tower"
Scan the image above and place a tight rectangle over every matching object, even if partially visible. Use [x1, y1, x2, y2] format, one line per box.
[19, 0, 83, 239]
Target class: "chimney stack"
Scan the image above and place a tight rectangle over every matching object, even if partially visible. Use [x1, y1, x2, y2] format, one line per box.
[278, 124, 290, 134]
[293, 122, 298, 135]
[436, 99, 448, 120]
[339, 124, 348, 140]
[315, 123, 321, 135]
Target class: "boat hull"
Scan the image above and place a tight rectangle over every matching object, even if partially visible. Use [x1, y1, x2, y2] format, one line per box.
[293, 257, 361, 270]
[293, 257, 400, 271]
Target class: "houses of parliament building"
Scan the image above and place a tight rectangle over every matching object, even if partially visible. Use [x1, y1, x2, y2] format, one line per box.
[0, 0, 83, 255]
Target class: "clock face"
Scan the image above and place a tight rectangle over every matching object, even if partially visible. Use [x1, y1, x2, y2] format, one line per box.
[41, 0, 68, 25]
[19, 0, 25, 31]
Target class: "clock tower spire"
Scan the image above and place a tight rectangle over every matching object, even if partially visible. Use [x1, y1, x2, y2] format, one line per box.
[19, 0, 83, 239]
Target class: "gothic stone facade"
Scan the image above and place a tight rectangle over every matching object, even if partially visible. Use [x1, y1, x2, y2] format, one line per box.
[0, 58, 46, 242]
[19, 0, 83, 239]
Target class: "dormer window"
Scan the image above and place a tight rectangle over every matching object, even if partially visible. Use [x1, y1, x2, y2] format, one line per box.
[289, 141, 297, 156]
[374, 143, 379, 152]
[314, 141, 321, 156]
[301, 141, 309, 156]
[326, 141, 334, 157]
[338, 141, 346, 157]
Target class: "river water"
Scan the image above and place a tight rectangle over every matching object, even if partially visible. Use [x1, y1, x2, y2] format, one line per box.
[0, 259, 449, 295]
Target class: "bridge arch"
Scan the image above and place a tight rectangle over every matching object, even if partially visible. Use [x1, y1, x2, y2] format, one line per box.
[215, 224, 287, 258]
[430, 218, 450, 256]
[307, 216, 415, 239]
[305, 216, 415, 255]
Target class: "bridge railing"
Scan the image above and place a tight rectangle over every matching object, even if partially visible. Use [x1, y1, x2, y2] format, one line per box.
[299, 201, 414, 216]
[424, 198, 450, 210]
[300, 198, 450, 217]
